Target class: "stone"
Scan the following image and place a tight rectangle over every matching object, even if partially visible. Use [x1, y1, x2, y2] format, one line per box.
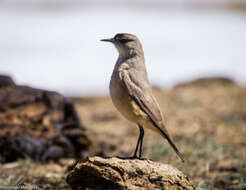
[0, 75, 91, 163]
[66, 156, 194, 190]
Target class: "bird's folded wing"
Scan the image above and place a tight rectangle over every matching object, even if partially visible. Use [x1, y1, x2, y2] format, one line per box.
[120, 70, 185, 162]
[120, 70, 163, 124]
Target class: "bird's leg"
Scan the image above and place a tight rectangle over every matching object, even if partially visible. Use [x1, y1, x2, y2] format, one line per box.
[133, 125, 142, 158]
[117, 125, 144, 160]
[117, 125, 148, 160]
[132, 125, 144, 159]
[138, 125, 144, 158]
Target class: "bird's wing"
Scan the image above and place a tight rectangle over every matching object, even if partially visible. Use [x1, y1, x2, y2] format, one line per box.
[120, 69, 162, 123]
[120, 70, 185, 162]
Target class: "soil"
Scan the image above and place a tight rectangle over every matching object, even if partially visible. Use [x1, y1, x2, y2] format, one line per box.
[0, 77, 245, 190]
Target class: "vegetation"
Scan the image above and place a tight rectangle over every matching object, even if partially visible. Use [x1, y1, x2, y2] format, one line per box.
[0, 78, 245, 189]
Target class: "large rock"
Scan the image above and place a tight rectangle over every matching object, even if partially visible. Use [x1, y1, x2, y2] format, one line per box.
[0, 75, 91, 163]
[66, 156, 194, 190]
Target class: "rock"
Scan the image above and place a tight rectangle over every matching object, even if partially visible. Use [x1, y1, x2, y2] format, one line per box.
[0, 75, 91, 163]
[66, 156, 194, 190]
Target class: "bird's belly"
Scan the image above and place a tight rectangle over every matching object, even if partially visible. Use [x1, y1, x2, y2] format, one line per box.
[110, 81, 133, 120]
[109, 78, 148, 125]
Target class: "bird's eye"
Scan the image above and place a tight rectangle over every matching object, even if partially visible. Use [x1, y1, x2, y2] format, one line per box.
[118, 39, 131, 43]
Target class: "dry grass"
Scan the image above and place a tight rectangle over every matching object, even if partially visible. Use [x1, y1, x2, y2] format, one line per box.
[74, 78, 246, 189]
[0, 78, 245, 189]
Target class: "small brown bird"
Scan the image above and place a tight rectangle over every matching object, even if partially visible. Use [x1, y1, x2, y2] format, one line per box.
[101, 33, 184, 162]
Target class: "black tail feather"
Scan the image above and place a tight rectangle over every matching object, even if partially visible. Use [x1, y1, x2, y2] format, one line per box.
[152, 121, 185, 162]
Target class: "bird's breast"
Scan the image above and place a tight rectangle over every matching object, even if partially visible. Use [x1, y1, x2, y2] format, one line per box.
[109, 71, 130, 114]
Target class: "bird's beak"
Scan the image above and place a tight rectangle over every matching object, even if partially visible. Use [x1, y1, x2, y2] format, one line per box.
[101, 38, 115, 43]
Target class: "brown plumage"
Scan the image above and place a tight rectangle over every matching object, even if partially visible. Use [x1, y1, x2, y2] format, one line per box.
[102, 33, 185, 162]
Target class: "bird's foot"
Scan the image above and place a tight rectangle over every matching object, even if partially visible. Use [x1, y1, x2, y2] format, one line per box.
[116, 155, 150, 161]
[137, 157, 150, 161]
[116, 155, 137, 160]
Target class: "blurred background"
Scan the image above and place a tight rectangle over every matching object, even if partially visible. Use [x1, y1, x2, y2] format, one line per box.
[1, 0, 246, 96]
[1, 1, 246, 189]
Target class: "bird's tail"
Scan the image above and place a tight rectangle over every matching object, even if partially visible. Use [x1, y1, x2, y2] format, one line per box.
[155, 122, 185, 162]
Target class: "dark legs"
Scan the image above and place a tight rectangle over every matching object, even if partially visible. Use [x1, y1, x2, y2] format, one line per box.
[133, 125, 144, 159]
[116, 125, 145, 160]
[139, 125, 144, 158]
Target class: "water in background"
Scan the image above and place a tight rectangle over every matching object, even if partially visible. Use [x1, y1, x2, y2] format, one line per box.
[1, 2, 246, 96]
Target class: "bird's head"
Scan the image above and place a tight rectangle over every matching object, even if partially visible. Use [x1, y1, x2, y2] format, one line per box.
[101, 33, 143, 58]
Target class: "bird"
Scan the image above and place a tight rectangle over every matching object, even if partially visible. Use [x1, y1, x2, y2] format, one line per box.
[101, 33, 184, 162]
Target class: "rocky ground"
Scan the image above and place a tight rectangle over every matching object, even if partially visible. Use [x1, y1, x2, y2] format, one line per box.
[0, 77, 245, 190]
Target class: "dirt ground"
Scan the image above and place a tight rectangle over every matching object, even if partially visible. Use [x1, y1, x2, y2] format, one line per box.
[0, 78, 246, 190]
